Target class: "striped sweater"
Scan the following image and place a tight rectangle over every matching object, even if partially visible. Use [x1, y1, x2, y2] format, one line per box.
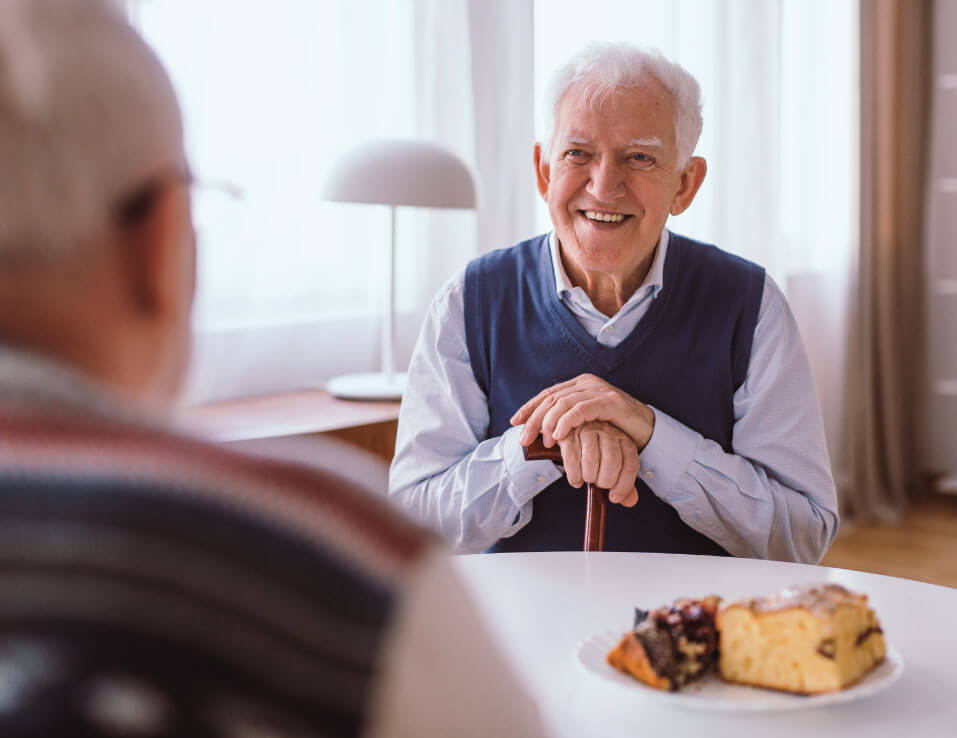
[0, 349, 434, 737]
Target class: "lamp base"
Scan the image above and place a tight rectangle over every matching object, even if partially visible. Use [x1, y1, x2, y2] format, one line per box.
[325, 372, 407, 401]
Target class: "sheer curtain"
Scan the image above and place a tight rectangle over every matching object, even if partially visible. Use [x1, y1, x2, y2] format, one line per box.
[533, 0, 859, 486]
[128, 0, 535, 403]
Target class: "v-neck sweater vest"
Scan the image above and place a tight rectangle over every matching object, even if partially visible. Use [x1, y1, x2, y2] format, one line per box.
[464, 232, 765, 554]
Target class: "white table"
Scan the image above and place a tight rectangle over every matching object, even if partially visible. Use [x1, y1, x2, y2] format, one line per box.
[454, 552, 957, 737]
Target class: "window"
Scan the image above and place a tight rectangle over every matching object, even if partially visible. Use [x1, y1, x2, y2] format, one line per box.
[128, 1, 480, 401]
[130, 0, 417, 329]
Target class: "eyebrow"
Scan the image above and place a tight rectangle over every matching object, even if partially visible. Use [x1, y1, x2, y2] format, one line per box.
[625, 137, 664, 149]
[559, 135, 665, 150]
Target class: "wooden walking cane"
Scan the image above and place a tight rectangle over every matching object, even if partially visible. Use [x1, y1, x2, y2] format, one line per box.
[523, 435, 609, 551]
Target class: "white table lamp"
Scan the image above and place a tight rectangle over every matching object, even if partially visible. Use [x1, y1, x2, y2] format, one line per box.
[320, 139, 476, 400]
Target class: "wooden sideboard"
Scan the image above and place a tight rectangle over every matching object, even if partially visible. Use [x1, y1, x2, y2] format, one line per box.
[178, 389, 401, 461]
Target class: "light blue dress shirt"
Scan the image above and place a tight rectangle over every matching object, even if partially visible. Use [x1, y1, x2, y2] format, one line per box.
[388, 230, 839, 562]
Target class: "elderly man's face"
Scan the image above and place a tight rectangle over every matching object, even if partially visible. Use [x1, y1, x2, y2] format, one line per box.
[536, 77, 701, 289]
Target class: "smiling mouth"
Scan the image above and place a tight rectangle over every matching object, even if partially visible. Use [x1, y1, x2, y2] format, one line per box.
[580, 210, 632, 224]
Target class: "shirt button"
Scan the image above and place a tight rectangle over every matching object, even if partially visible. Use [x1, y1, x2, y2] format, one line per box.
[536, 474, 547, 483]
[644, 470, 655, 480]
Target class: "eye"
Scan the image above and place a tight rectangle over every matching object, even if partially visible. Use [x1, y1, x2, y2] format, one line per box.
[564, 149, 590, 163]
[628, 152, 655, 168]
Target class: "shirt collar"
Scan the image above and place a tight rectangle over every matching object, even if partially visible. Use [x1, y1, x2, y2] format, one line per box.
[0, 343, 163, 426]
[548, 228, 670, 304]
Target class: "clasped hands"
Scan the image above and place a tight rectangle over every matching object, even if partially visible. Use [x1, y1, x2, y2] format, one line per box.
[509, 374, 656, 508]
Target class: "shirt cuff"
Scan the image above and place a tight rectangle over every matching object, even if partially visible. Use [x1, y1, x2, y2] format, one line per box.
[638, 406, 701, 499]
[502, 425, 563, 507]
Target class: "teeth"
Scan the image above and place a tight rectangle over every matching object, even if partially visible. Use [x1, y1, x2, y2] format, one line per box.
[584, 211, 625, 223]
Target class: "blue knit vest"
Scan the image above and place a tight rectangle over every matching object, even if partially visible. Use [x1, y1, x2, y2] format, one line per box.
[464, 232, 765, 554]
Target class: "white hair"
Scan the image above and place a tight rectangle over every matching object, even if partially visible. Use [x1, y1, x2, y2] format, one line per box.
[0, 0, 185, 262]
[541, 41, 703, 168]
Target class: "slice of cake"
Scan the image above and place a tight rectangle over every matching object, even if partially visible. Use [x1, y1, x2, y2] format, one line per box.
[717, 583, 886, 694]
[607, 596, 720, 691]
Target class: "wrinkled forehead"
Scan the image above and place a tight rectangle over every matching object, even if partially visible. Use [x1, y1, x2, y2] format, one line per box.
[553, 76, 678, 153]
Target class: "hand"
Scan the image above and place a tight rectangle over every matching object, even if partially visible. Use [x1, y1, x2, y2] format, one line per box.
[511, 373, 656, 452]
[557, 421, 639, 507]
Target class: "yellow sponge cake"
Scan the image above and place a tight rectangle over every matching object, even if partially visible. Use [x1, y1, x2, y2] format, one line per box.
[717, 583, 886, 694]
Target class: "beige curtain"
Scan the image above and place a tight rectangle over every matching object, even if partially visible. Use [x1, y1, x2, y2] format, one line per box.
[844, 0, 932, 520]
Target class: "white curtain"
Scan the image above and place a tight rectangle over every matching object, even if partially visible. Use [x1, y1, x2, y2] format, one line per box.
[533, 0, 858, 484]
[129, 0, 536, 403]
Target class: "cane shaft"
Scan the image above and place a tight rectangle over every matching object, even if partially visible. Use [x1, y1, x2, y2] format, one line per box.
[523, 436, 608, 552]
[584, 483, 608, 551]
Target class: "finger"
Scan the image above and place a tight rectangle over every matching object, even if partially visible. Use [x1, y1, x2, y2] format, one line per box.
[595, 431, 621, 490]
[540, 389, 593, 442]
[520, 392, 560, 446]
[552, 392, 621, 441]
[510, 388, 551, 426]
[579, 427, 600, 485]
[560, 431, 583, 488]
[619, 488, 639, 507]
[527, 386, 590, 446]
[510, 377, 581, 425]
[610, 438, 641, 506]
[551, 397, 599, 441]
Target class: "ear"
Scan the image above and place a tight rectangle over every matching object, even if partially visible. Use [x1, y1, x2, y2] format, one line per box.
[117, 181, 194, 318]
[670, 156, 707, 216]
[533, 142, 551, 201]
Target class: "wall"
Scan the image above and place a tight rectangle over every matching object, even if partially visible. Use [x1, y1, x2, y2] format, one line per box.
[923, 0, 957, 487]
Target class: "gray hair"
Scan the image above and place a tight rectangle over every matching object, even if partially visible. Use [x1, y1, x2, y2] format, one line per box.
[0, 0, 185, 262]
[541, 41, 703, 168]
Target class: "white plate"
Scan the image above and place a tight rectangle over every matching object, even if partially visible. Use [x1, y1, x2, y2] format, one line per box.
[575, 629, 904, 712]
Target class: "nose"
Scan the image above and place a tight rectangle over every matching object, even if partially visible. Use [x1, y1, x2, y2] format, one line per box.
[586, 157, 625, 202]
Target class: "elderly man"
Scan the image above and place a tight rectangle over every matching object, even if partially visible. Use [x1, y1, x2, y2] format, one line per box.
[0, 2, 543, 736]
[390, 42, 839, 562]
